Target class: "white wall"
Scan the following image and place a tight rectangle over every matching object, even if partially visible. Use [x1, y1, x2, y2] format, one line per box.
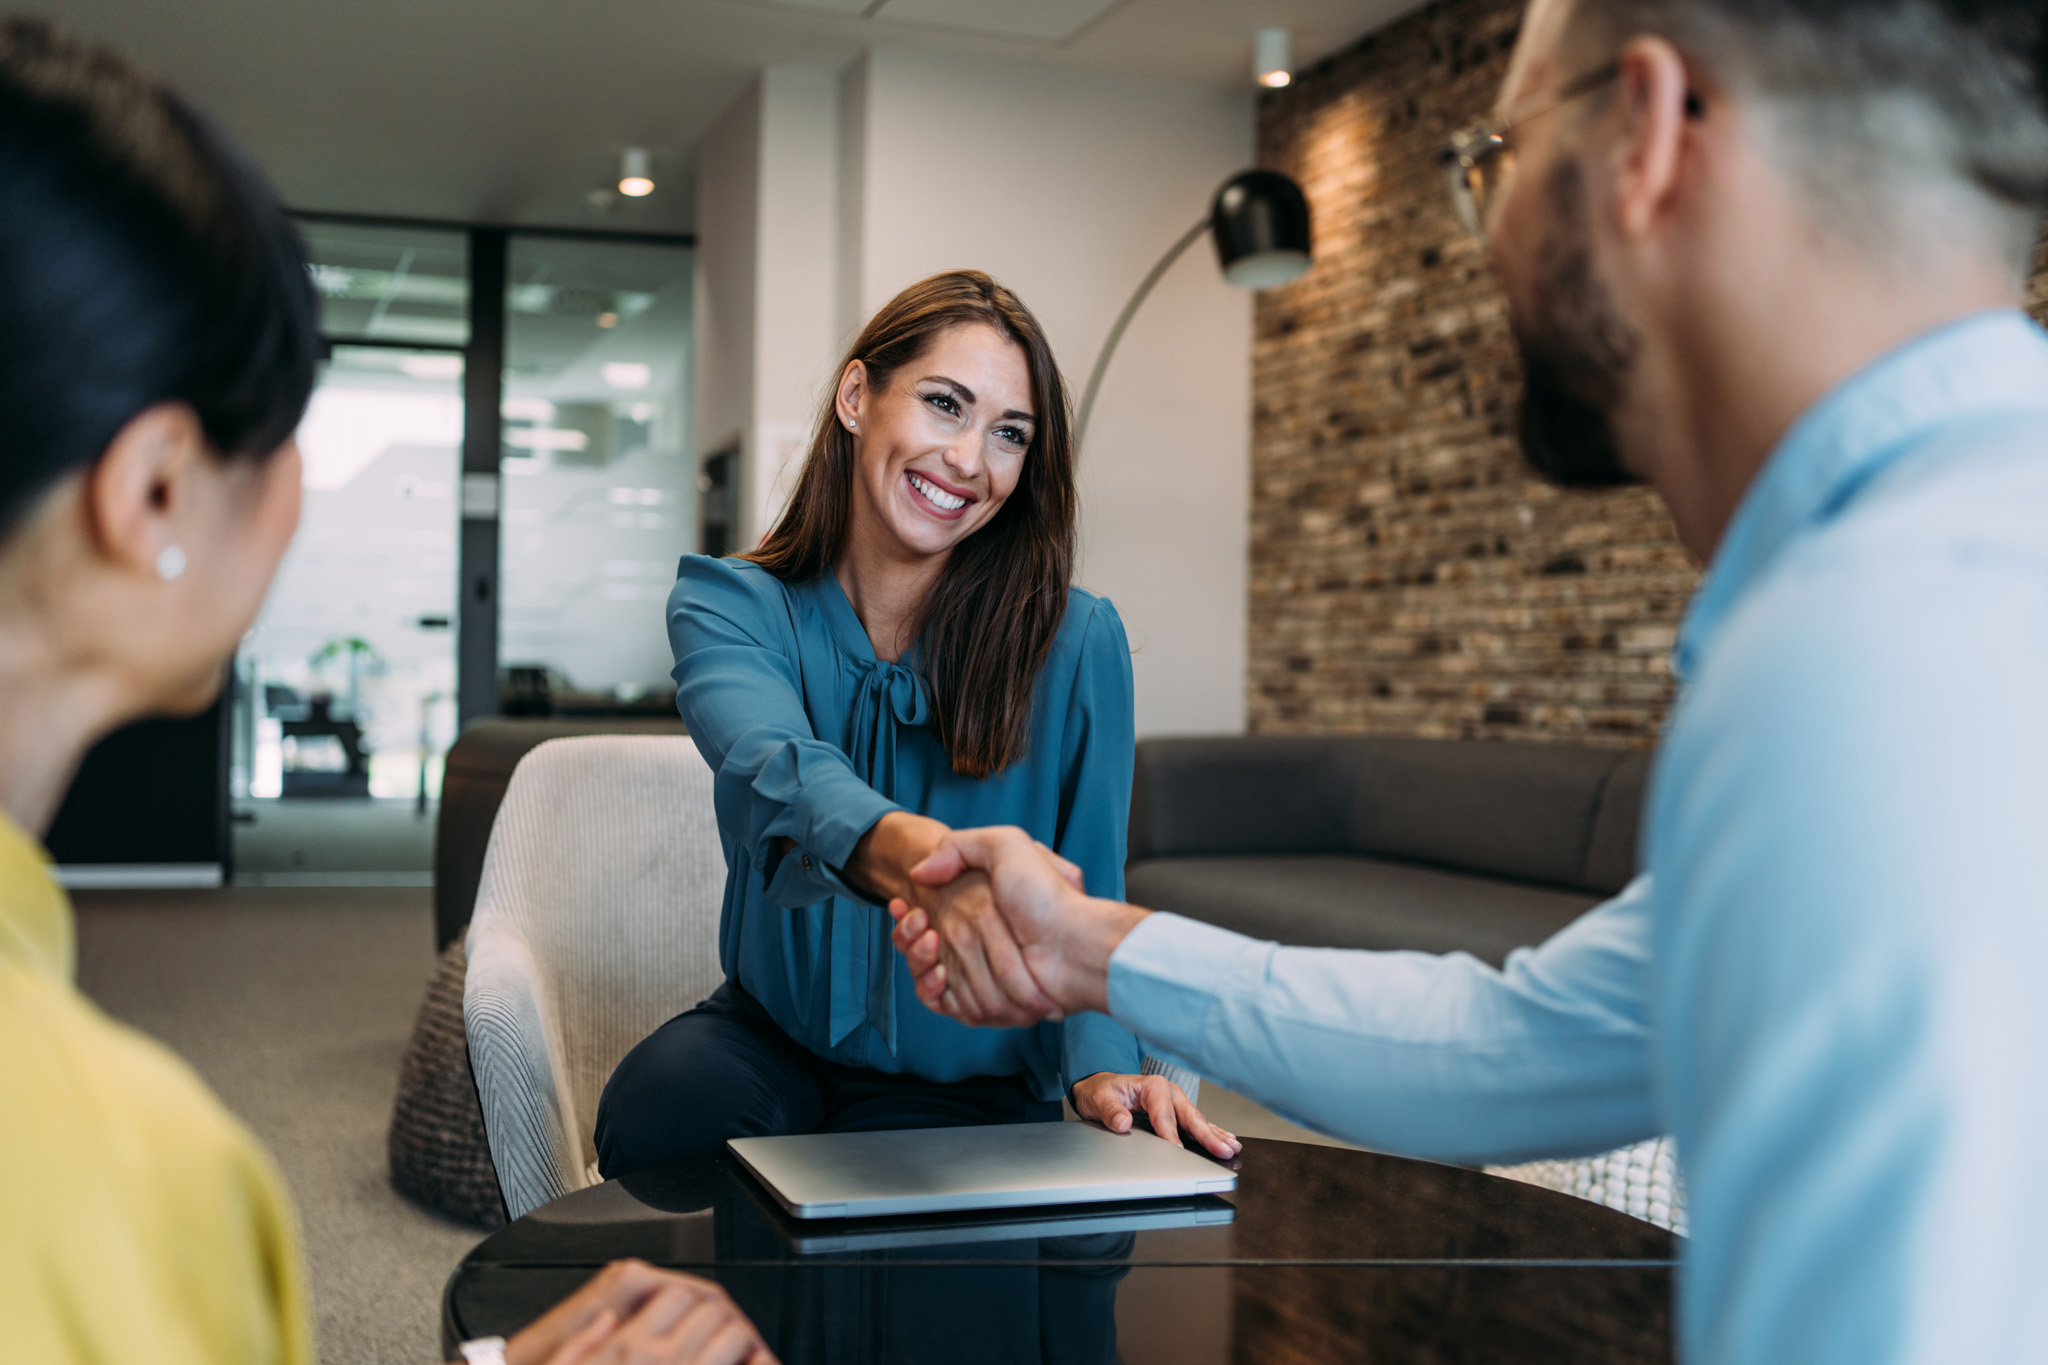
[692, 80, 759, 482]
[750, 68, 846, 536]
[851, 47, 1253, 737]
[692, 50, 1254, 737]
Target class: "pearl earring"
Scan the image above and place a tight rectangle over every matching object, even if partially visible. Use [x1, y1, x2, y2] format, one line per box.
[156, 544, 187, 582]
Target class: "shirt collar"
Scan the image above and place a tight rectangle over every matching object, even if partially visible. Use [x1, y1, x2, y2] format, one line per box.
[0, 808, 75, 983]
[1674, 309, 2048, 681]
[806, 570, 927, 677]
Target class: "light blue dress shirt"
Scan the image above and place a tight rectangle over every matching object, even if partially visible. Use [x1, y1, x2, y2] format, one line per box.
[1106, 310, 2048, 1362]
[671, 554, 1142, 1101]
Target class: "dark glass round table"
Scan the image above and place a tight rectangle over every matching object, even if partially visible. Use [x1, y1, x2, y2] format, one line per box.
[444, 1136, 1677, 1363]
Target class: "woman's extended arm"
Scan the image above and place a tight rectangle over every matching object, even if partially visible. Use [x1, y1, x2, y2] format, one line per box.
[671, 557, 907, 908]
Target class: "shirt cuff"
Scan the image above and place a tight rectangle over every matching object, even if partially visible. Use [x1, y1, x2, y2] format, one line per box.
[1106, 912, 1269, 1065]
[759, 768, 901, 908]
[1060, 1010, 1144, 1095]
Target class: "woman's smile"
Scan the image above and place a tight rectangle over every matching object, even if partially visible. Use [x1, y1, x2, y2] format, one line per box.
[905, 468, 975, 519]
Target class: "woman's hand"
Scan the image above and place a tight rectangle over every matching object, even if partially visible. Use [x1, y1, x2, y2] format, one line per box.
[841, 810, 953, 904]
[495, 1259, 776, 1365]
[1069, 1073, 1241, 1160]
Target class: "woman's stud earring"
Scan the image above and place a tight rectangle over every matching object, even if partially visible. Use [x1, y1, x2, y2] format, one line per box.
[156, 544, 187, 582]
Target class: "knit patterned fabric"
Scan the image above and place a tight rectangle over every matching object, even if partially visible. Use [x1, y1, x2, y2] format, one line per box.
[464, 736, 728, 1220]
[1489, 1137, 1688, 1237]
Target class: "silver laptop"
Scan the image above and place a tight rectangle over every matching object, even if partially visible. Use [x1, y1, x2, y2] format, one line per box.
[773, 1195, 1237, 1254]
[728, 1121, 1239, 1219]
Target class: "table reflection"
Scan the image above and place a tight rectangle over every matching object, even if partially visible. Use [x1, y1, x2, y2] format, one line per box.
[446, 1261, 1672, 1364]
[445, 1138, 1677, 1362]
[734, 1232, 1135, 1365]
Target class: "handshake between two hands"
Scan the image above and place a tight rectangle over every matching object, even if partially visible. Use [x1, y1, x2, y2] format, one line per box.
[878, 823, 1240, 1161]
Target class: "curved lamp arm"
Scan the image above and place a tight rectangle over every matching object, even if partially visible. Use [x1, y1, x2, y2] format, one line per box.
[1074, 214, 1210, 456]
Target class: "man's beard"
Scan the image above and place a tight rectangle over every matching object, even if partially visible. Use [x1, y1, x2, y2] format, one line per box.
[1509, 156, 1643, 489]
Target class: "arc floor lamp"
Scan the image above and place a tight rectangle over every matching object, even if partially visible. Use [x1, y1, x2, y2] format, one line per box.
[1075, 168, 1313, 452]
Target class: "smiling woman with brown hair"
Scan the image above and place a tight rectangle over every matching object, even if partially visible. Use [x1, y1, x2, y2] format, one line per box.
[593, 271, 1239, 1171]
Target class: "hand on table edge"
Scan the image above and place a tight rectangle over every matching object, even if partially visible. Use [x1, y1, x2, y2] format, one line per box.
[1070, 1070, 1242, 1160]
[491, 1259, 777, 1365]
[883, 824, 1151, 1026]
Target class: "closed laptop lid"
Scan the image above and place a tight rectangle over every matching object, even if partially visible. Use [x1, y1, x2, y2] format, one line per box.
[728, 1121, 1239, 1220]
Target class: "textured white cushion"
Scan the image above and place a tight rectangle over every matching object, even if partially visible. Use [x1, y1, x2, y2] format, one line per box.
[465, 736, 725, 1219]
[1489, 1136, 1689, 1237]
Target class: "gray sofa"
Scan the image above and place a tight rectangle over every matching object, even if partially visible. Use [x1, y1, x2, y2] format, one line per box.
[1125, 736, 1648, 967]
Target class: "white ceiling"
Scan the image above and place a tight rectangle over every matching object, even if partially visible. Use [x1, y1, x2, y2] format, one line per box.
[38, 0, 1427, 234]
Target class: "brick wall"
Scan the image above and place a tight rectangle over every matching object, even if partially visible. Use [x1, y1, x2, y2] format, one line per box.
[1247, 0, 2048, 748]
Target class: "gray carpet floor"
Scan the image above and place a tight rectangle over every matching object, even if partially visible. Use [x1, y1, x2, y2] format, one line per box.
[73, 886, 480, 1365]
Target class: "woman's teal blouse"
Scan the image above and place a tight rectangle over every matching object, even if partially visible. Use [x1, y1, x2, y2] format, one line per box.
[666, 554, 1143, 1100]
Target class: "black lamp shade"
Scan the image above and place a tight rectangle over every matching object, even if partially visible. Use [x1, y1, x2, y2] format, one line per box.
[1210, 169, 1311, 289]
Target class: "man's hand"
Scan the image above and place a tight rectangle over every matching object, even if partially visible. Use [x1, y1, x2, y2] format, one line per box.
[497, 1259, 776, 1365]
[885, 825, 1149, 1025]
[898, 865, 1065, 1025]
[1071, 1072, 1241, 1159]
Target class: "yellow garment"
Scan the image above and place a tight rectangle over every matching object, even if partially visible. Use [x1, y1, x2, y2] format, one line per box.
[0, 812, 314, 1365]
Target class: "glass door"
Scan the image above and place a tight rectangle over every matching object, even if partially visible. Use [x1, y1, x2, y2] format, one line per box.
[231, 222, 467, 881]
[498, 235, 694, 717]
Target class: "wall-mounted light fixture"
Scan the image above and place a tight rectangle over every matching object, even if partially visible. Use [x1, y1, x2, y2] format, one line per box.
[1254, 28, 1292, 88]
[618, 148, 654, 198]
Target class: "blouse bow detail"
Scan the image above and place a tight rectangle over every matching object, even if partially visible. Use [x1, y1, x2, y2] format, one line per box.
[827, 656, 930, 1051]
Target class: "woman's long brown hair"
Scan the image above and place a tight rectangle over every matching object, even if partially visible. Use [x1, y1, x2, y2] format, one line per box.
[742, 270, 1077, 779]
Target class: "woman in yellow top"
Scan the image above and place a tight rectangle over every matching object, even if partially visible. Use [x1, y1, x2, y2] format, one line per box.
[0, 20, 772, 1365]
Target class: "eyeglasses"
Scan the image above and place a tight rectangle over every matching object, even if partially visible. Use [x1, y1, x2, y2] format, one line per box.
[1443, 61, 1620, 238]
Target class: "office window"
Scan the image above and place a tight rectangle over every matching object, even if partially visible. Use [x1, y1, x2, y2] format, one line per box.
[499, 236, 693, 716]
[302, 220, 470, 346]
[234, 223, 467, 805]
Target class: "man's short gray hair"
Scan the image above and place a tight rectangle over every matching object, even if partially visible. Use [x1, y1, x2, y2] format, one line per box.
[1569, 0, 2048, 256]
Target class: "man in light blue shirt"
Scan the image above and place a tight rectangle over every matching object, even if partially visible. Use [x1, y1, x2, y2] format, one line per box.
[885, 0, 2048, 1359]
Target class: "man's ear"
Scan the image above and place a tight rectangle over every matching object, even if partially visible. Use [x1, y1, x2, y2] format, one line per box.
[86, 403, 205, 579]
[1611, 35, 1696, 241]
[835, 359, 870, 433]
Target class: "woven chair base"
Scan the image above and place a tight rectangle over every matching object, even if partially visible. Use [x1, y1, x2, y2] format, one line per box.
[387, 941, 508, 1229]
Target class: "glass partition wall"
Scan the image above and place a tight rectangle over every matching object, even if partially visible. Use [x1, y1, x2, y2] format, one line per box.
[232, 219, 692, 882]
[500, 237, 693, 716]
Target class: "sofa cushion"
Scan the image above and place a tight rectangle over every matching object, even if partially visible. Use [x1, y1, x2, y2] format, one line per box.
[1128, 736, 1359, 860]
[1126, 854, 1601, 968]
[1349, 738, 1621, 890]
[1579, 752, 1650, 894]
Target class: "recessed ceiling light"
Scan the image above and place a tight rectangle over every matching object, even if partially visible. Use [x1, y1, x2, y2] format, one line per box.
[505, 428, 589, 452]
[502, 397, 556, 422]
[1255, 29, 1292, 88]
[619, 147, 654, 197]
[399, 354, 463, 381]
[603, 362, 652, 390]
